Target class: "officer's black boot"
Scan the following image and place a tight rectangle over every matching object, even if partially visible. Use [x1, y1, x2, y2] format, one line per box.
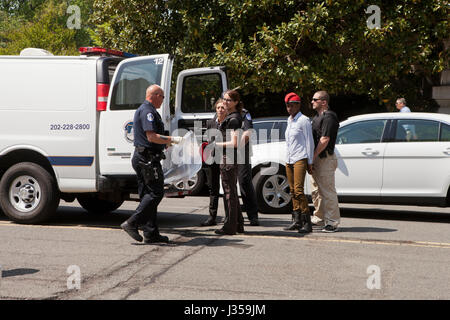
[298, 213, 312, 234]
[120, 220, 143, 242]
[284, 211, 302, 230]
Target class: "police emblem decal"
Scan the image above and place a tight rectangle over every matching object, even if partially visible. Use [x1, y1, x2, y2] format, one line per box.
[124, 121, 134, 143]
[147, 113, 154, 122]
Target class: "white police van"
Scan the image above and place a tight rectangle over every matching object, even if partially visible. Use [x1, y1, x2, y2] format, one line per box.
[0, 47, 227, 223]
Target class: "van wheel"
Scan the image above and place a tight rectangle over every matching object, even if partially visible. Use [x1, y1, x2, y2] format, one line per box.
[173, 169, 206, 196]
[77, 193, 124, 215]
[0, 162, 60, 224]
[253, 166, 292, 214]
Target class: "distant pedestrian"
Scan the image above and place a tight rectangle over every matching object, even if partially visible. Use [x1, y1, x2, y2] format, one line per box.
[310, 91, 340, 233]
[396, 98, 411, 112]
[283, 92, 315, 234]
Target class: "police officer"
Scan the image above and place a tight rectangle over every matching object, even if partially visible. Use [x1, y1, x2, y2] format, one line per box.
[238, 107, 259, 226]
[121, 85, 182, 243]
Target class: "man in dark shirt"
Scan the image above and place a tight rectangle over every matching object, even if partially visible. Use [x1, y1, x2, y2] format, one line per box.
[311, 91, 340, 233]
[120, 85, 182, 244]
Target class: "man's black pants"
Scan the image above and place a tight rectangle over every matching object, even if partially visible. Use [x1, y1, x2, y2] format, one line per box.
[127, 151, 164, 238]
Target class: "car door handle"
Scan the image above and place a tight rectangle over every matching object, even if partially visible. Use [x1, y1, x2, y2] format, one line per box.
[361, 148, 379, 156]
[444, 148, 450, 155]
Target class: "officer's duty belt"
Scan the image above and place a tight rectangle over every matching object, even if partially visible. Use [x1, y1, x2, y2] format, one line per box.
[135, 147, 165, 161]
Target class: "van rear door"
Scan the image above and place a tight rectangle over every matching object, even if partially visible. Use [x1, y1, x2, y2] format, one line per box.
[99, 54, 172, 175]
[172, 67, 228, 137]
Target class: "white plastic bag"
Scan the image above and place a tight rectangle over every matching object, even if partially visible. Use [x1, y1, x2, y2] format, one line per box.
[163, 131, 202, 185]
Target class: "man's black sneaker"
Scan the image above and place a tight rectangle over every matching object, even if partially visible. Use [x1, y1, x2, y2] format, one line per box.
[120, 221, 143, 242]
[322, 225, 339, 233]
[144, 234, 169, 244]
[249, 218, 260, 226]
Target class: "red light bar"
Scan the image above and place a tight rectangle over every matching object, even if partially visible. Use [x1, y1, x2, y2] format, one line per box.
[79, 47, 136, 58]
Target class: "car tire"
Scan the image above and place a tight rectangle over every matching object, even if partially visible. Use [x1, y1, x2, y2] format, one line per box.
[77, 193, 124, 215]
[0, 162, 60, 224]
[173, 169, 206, 196]
[253, 165, 292, 214]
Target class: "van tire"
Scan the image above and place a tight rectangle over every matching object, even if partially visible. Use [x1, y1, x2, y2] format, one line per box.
[0, 162, 60, 224]
[173, 169, 206, 196]
[77, 193, 124, 215]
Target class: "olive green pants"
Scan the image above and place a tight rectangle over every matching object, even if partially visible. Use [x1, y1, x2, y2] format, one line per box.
[286, 158, 310, 214]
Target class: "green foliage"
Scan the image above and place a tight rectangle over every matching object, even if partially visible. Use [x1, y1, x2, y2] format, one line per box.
[90, 0, 448, 112]
[0, 0, 94, 55]
[0, 0, 47, 19]
[1, 0, 447, 114]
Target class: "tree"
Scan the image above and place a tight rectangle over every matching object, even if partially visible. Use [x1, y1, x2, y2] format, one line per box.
[90, 0, 448, 113]
[0, 0, 47, 18]
[0, 0, 94, 55]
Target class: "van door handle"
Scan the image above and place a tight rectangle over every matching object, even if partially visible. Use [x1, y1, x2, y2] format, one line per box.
[361, 148, 379, 156]
[107, 152, 132, 157]
[444, 148, 450, 155]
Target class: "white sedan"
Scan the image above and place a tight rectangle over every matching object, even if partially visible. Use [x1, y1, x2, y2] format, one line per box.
[251, 113, 450, 213]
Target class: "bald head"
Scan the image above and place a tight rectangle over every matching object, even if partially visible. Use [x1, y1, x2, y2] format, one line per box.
[146, 84, 165, 108]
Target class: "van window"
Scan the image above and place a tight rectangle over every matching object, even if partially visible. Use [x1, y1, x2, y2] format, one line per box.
[110, 59, 164, 110]
[181, 73, 223, 113]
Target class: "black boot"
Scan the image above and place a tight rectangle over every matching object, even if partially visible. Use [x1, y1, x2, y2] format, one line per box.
[200, 216, 217, 226]
[120, 221, 143, 242]
[298, 213, 312, 234]
[284, 211, 302, 230]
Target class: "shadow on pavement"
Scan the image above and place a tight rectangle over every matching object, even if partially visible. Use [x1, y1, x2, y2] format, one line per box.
[1, 268, 40, 278]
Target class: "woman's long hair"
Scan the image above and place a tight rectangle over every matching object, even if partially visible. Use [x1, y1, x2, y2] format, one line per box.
[223, 89, 243, 114]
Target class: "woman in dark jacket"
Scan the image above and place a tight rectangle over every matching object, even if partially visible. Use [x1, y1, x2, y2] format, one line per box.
[214, 90, 244, 235]
[200, 99, 227, 226]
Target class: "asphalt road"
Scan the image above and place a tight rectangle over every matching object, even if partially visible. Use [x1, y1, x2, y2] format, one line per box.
[0, 197, 449, 301]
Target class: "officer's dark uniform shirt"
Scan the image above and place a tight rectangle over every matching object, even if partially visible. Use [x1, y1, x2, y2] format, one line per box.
[312, 110, 339, 158]
[219, 111, 242, 163]
[241, 109, 253, 162]
[133, 100, 165, 153]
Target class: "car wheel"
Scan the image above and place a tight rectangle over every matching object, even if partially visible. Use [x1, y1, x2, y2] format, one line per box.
[253, 166, 292, 214]
[77, 193, 124, 215]
[173, 169, 206, 196]
[0, 162, 60, 224]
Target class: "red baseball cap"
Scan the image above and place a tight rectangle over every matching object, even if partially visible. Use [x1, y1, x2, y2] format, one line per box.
[284, 92, 301, 103]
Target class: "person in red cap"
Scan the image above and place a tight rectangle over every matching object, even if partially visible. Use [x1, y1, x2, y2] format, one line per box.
[283, 92, 315, 233]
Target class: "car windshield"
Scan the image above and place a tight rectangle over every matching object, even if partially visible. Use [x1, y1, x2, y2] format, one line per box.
[253, 120, 287, 144]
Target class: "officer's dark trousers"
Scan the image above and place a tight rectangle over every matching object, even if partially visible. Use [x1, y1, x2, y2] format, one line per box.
[220, 162, 244, 234]
[128, 151, 164, 238]
[238, 163, 258, 220]
[205, 163, 221, 219]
